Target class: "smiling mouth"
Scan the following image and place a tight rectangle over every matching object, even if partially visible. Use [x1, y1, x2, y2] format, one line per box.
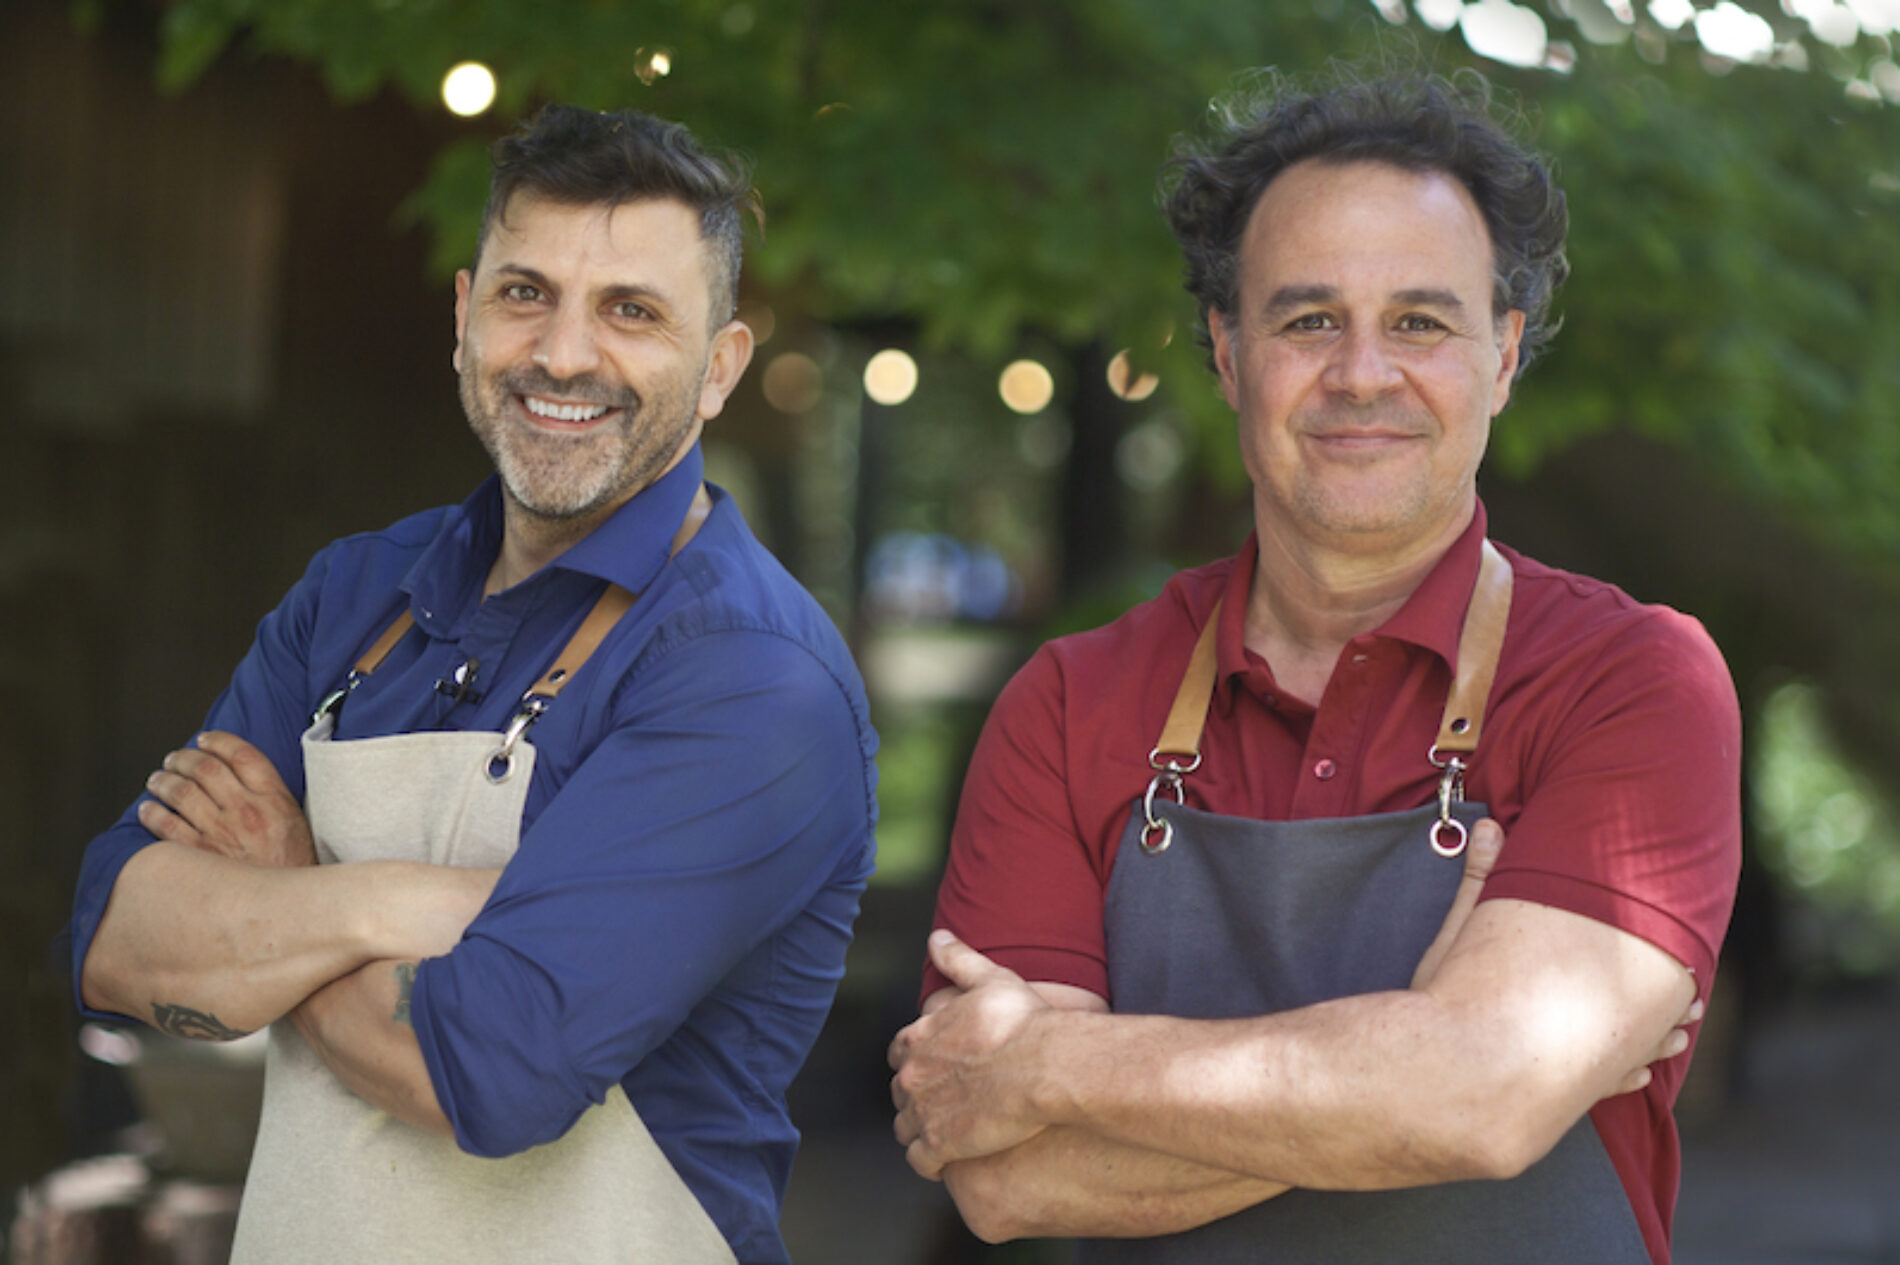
[519, 394, 613, 425]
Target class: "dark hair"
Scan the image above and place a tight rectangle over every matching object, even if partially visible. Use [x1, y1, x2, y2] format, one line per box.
[1163, 67, 1569, 376]
[477, 105, 758, 325]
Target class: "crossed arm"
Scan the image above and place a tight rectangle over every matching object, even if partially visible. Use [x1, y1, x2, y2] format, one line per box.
[889, 820, 1699, 1243]
[80, 731, 487, 1134]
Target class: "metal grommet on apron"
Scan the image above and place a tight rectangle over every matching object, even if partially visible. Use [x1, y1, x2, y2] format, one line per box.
[1087, 541, 1650, 1265]
[232, 493, 736, 1265]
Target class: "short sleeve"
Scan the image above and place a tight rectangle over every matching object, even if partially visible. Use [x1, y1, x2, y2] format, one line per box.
[924, 645, 1115, 1004]
[1481, 608, 1742, 993]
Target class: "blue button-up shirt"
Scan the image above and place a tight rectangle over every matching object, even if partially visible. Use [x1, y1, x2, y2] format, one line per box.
[71, 446, 879, 1265]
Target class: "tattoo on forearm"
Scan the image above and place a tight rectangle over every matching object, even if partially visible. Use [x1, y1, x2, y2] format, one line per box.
[152, 1002, 250, 1042]
[392, 962, 417, 1025]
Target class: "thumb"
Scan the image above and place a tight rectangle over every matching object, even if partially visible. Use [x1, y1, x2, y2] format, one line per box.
[927, 929, 1014, 991]
[1462, 817, 1504, 885]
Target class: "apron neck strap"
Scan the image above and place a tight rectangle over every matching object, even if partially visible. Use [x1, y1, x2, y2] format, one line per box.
[353, 608, 417, 677]
[1432, 539, 1513, 758]
[327, 484, 716, 714]
[522, 584, 635, 704]
[1152, 539, 1515, 768]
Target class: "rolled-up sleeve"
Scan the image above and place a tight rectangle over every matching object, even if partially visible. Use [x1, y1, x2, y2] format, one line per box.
[409, 625, 875, 1158]
[69, 546, 333, 1019]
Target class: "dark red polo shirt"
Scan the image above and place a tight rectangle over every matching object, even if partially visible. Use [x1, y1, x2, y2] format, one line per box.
[926, 505, 1741, 1265]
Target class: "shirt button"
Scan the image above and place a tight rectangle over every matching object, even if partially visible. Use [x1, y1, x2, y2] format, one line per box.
[1314, 758, 1337, 780]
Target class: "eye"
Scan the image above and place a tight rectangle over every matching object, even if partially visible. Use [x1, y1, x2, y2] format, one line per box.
[1396, 313, 1447, 334]
[608, 300, 654, 323]
[1281, 312, 1336, 334]
[499, 282, 543, 304]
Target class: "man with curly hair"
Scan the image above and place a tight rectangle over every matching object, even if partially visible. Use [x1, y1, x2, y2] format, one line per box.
[893, 69, 1738, 1264]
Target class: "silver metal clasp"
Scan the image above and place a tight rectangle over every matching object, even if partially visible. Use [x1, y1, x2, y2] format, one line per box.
[312, 669, 364, 726]
[1140, 747, 1201, 855]
[485, 695, 549, 784]
[1427, 743, 1468, 858]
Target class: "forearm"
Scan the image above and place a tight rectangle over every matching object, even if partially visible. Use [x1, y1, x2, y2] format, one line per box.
[291, 959, 451, 1136]
[1029, 992, 1513, 1190]
[945, 1124, 1289, 1243]
[80, 843, 497, 1037]
[1036, 955, 1690, 1187]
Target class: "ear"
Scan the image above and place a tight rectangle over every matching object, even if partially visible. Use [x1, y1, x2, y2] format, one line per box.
[695, 319, 757, 421]
[452, 269, 473, 375]
[1208, 309, 1243, 413]
[1490, 309, 1526, 416]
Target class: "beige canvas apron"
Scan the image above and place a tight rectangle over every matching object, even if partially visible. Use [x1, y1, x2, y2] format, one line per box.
[231, 556, 735, 1263]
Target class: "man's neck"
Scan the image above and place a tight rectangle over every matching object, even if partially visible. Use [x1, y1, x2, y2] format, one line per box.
[1243, 511, 1471, 707]
[484, 498, 617, 597]
[483, 483, 714, 598]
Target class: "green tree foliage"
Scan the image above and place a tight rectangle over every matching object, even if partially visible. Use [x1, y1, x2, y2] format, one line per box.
[134, 0, 1900, 565]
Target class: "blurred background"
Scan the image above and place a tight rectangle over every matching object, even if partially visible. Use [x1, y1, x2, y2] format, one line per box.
[3, 0, 1898, 1260]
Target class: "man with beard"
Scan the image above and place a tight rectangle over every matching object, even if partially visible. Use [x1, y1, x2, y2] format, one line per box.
[890, 70, 1738, 1264]
[71, 106, 876, 1265]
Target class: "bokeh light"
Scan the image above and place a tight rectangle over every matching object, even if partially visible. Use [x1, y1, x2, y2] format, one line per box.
[441, 62, 497, 117]
[1694, 1, 1776, 61]
[1460, 0, 1549, 67]
[1116, 420, 1185, 492]
[762, 353, 823, 413]
[1017, 415, 1071, 469]
[1648, 0, 1696, 30]
[998, 359, 1055, 414]
[737, 301, 776, 345]
[1415, 0, 1466, 32]
[1106, 349, 1160, 402]
[635, 47, 673, 84]
[863, 349, 919, 405]
[1786, 0, 1865, 44]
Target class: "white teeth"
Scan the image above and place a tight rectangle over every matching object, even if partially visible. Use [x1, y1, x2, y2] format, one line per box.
[523, 396, 609, 422]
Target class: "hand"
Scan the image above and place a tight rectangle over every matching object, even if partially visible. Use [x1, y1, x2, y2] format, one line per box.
[1612, 994, 1703, 1096]
[890, 931, 1055, 1181]
[140, 730, 316, 868]
[1409, 817, 1702, 1098]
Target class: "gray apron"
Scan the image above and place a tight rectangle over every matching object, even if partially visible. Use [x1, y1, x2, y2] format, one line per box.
[231, 525, 736, 1263]
[1079, 542, 1649, 1264]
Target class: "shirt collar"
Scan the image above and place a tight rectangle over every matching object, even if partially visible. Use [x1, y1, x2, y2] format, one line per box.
[553, 442, 704, 591]
[404, 443, 705, 636]
[1213, 501, 1490, 699]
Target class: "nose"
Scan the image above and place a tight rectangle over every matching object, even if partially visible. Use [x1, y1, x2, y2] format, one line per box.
[1321, 324, 1403, 403]
[533, 302, 600, 382]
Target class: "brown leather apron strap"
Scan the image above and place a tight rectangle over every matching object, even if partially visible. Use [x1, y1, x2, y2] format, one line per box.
[522, 483, 711, 705]
[1151, 539, 1516, 768]
[1153, 610, 1221, 767]
[354, 611, 417, 676]
[1432, 539, 1513, 757]
[523, 584, 636, 704]
[325, 484, 714, 734]
[337, 579, 634, 705]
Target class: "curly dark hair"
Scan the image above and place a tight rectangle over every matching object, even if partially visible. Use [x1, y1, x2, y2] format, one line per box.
[477, 105, 758, 326]
[1163, 67, 1569, 377]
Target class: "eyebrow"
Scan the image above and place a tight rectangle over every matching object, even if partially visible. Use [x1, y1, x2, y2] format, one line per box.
[1261, 284, 1469, 318]
[488, 265, 678, 313]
